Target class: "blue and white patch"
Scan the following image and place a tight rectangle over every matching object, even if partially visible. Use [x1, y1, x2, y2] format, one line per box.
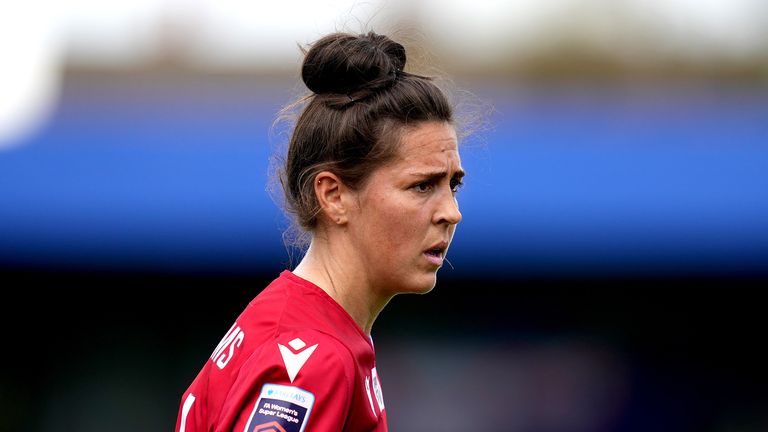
[243, 384, 315, 432]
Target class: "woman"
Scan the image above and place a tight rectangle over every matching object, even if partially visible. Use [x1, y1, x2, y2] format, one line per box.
[176, 31, 464, 432]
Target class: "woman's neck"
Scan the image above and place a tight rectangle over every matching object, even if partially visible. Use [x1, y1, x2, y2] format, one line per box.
[292, 238, 391, 335]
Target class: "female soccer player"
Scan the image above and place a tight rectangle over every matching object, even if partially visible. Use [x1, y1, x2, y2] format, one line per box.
[175, 31, 464, 432]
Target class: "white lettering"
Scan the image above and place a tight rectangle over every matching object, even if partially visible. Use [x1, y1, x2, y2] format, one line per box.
[215, 329, 244, 369]
[268, 403, 298, 416]
[210, 323, 239, 361]
[276, 412, 299, 423]
[258, 408, 276, 416]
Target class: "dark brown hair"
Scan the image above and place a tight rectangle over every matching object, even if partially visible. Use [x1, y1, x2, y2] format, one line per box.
[278, 31, 454, 235]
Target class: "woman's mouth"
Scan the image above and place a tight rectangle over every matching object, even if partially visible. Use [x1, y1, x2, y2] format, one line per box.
[424, 245, 446, 266]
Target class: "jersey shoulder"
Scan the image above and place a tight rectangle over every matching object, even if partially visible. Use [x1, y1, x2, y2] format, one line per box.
[240, 327, 357, 390]
[227, 328, 357, 432]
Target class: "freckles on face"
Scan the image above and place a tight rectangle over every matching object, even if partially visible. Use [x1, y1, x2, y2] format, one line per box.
[351, 122, 463, 294]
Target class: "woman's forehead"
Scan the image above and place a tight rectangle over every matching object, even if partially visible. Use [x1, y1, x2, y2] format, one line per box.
[396, 122, 459, 161]
[402, 121, 457, 142]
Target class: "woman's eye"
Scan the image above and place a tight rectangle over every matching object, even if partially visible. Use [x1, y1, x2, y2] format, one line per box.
[413, 182, 432, 193]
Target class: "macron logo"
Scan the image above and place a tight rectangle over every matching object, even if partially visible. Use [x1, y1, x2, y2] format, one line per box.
[278, 338, 318, 383]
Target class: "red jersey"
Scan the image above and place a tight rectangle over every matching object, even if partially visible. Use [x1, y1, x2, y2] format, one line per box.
[175, 271, 388, 432]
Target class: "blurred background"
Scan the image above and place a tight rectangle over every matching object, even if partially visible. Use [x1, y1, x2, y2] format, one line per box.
[1, 1, 767, 431]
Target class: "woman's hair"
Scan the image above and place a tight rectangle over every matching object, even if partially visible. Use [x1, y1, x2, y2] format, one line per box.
[278, 31, 454, 234]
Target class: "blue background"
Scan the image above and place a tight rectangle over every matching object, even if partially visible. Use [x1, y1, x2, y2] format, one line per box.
[2, 81, 766, 278]
[2, 78, 767, 432]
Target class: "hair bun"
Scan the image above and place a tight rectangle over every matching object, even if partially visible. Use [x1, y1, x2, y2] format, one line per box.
[302, 32, 406, 96]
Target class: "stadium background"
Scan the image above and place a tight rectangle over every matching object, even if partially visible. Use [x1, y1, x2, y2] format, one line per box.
[1, 1, 767, 431]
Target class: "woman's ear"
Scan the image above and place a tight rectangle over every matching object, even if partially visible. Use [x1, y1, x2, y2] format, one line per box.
[314, 171, 349, 225]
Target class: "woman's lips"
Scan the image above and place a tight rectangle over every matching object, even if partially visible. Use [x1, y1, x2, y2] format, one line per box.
[424, 250, 444, 266]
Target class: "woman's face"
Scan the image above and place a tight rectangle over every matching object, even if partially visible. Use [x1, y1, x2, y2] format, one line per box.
[348, 121, 464, 296]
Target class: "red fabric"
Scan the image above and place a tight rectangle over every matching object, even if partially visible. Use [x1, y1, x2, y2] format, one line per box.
[175, 271, 388, 432]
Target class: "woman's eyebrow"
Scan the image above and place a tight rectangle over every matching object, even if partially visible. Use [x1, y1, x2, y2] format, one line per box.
[407, 169, 466, 179]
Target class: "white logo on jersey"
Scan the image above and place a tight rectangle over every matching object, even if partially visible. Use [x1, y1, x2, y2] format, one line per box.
[365, 368, 385, 417]
[371, 367, 385, 412]
[278, 338, 318, 383]
[365, 376, 377, 417]
[211, 322, 245, 370]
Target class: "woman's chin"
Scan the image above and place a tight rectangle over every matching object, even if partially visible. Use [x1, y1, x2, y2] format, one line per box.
[402, 273, 438, 295]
